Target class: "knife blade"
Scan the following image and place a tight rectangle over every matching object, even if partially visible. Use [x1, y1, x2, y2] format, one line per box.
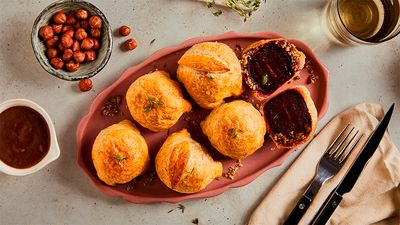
[310, 103, 394, 225]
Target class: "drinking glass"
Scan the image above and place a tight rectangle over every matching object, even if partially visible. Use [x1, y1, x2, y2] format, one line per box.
[324, 0, 400, 45]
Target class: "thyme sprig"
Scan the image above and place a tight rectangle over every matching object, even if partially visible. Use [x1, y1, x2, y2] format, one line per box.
[204, 0, 266, 22]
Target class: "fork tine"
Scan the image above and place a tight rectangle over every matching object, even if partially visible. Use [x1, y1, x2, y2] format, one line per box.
[330, 126, 355, 157]
[335, 130, 359, 159]
[339, 133, 364, 163]
[326, 124, 350, 154]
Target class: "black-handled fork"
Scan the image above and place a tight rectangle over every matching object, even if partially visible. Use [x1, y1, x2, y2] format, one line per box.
[283, 124, 363, 225]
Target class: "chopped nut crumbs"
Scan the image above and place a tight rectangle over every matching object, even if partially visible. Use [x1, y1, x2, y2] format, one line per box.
[101, 95, 122, 117]
[192, 218, 199, 224]
[143, 171, 156, 186]
[307, 74, 319, 84]
[224, 160, 243, 180]
[125, 179, 137, 192]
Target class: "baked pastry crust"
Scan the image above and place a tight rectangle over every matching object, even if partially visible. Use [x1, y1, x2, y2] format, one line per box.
[241, 39, 306, 97]
[261, 86, 317, 148]
[177, 42, 243, 109]
[155, 129, 222, 193]
[92, 120, 149, 186]
[126, 70, 192, 132]
[200, 100, 266, 159]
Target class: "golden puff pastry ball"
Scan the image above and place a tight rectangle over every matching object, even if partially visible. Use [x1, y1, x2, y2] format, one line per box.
[126, 70, 192, 132]
[201, 100, 266, 160]
[177, 42, 243, 109]
[92, 120, 150, 186]
[155, 129, 222, 193]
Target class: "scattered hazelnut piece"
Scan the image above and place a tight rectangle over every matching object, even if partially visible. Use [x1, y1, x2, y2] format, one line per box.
[119, 25, 131, 36]
[72, 40, 80, 52]
[66, 14, 77, 25]
[53, 12, 66, 24]
[73, 51, 85, 63]
[46, 48, 58, 59]
[66, 60, 80, 72]
[39, 25, 54, 40]
[50, 57, 64, 69]
[62, 49, 74, 61]
[75, 28, 87, 41]
[89, 16, 102, 29]
[45, 36, 59, 48]
[78, 79, 93, 92]
[52, 24, 63, 34]
[81, 38, 94, 50]
[80, 20, 89, 29]
[90, 28, 101, 38]
[61, 34, 73, 48]
[124, 38, 137, 51]
[84, 50, 96, 62]
[92, 39, 100, 50]
[75, 9, 89, 20]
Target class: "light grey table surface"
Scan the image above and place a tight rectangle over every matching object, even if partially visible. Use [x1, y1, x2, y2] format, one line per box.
[0, 0, 399, 225]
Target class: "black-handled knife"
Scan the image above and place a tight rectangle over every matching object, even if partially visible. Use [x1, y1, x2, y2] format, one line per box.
[310, 103, 395, 225]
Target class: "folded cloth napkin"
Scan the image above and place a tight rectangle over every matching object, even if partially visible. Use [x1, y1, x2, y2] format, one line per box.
[248, 103, 400, 225]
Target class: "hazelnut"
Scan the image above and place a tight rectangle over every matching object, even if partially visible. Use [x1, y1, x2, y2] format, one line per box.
[73, 22, 81, 30]
[64, 29, 74, 38]
[89, 16, 102, 29]
[45, 36, 59, 48]
[50, 57, 64, 69]
[81, 38, 94, 50]
[90, 28, 101, 38]
[92, 39, 100, 50]
[80, 20, 89, 29]
[75, 9, 89, 20]
[119, 26, 131, 36]
[75, 28, 87, 41]
[66, 13, 77, 25]
[53, 12, 66, 24]
[66, 60, 80, 72]
[62, 49, 74, 61]
[78, 79, 93, 92]
[124, 38, 137, 51]
[46, 48, 58, 59]
[73, 51, 85, 63]
[62, 25, 73, 33]
[39, 25, 54, 40]
[61, 34, 73, 48]
[72, 40, 80, 52]
[58, 42, 67, 52]
[52, 24, 63, 34]
[84, 50, 96, 62]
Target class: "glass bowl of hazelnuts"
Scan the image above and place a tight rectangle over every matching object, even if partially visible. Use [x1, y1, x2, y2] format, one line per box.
[31, 0, 112, 81]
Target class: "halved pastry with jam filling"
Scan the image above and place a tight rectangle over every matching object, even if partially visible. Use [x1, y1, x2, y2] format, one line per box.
[200, 100, 266, 159]
[92, 120, 149, 186]
[155, 129, 222, 193]
[261, 86, 317, 148]
[242, 39, 306, 97]
[177, 42, 243, 109]
[126, 70, 192, 132]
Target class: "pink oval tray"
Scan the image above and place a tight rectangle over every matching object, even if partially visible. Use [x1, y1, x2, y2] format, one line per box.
[76, 32, 329, 203]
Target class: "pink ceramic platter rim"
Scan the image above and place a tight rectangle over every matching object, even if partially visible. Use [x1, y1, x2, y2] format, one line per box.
[76, 31, 329, 203]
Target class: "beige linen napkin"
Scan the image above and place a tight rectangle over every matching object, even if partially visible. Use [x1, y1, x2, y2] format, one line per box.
[248, 103, 400, 225]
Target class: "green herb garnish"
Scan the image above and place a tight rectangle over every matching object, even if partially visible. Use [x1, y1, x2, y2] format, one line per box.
[178, 204, 185, 213]
[228, 128, 238, 138]
[192, 218, 199, 225]
[144, 97, 163, 112]
[262, 74, 269, 85]
[208, 75, 215, 80]
[150, 39, 156, 45]
[114, 155, 125, 161]
[205, 0, 266, 22]
[213, 9, 223, 16]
